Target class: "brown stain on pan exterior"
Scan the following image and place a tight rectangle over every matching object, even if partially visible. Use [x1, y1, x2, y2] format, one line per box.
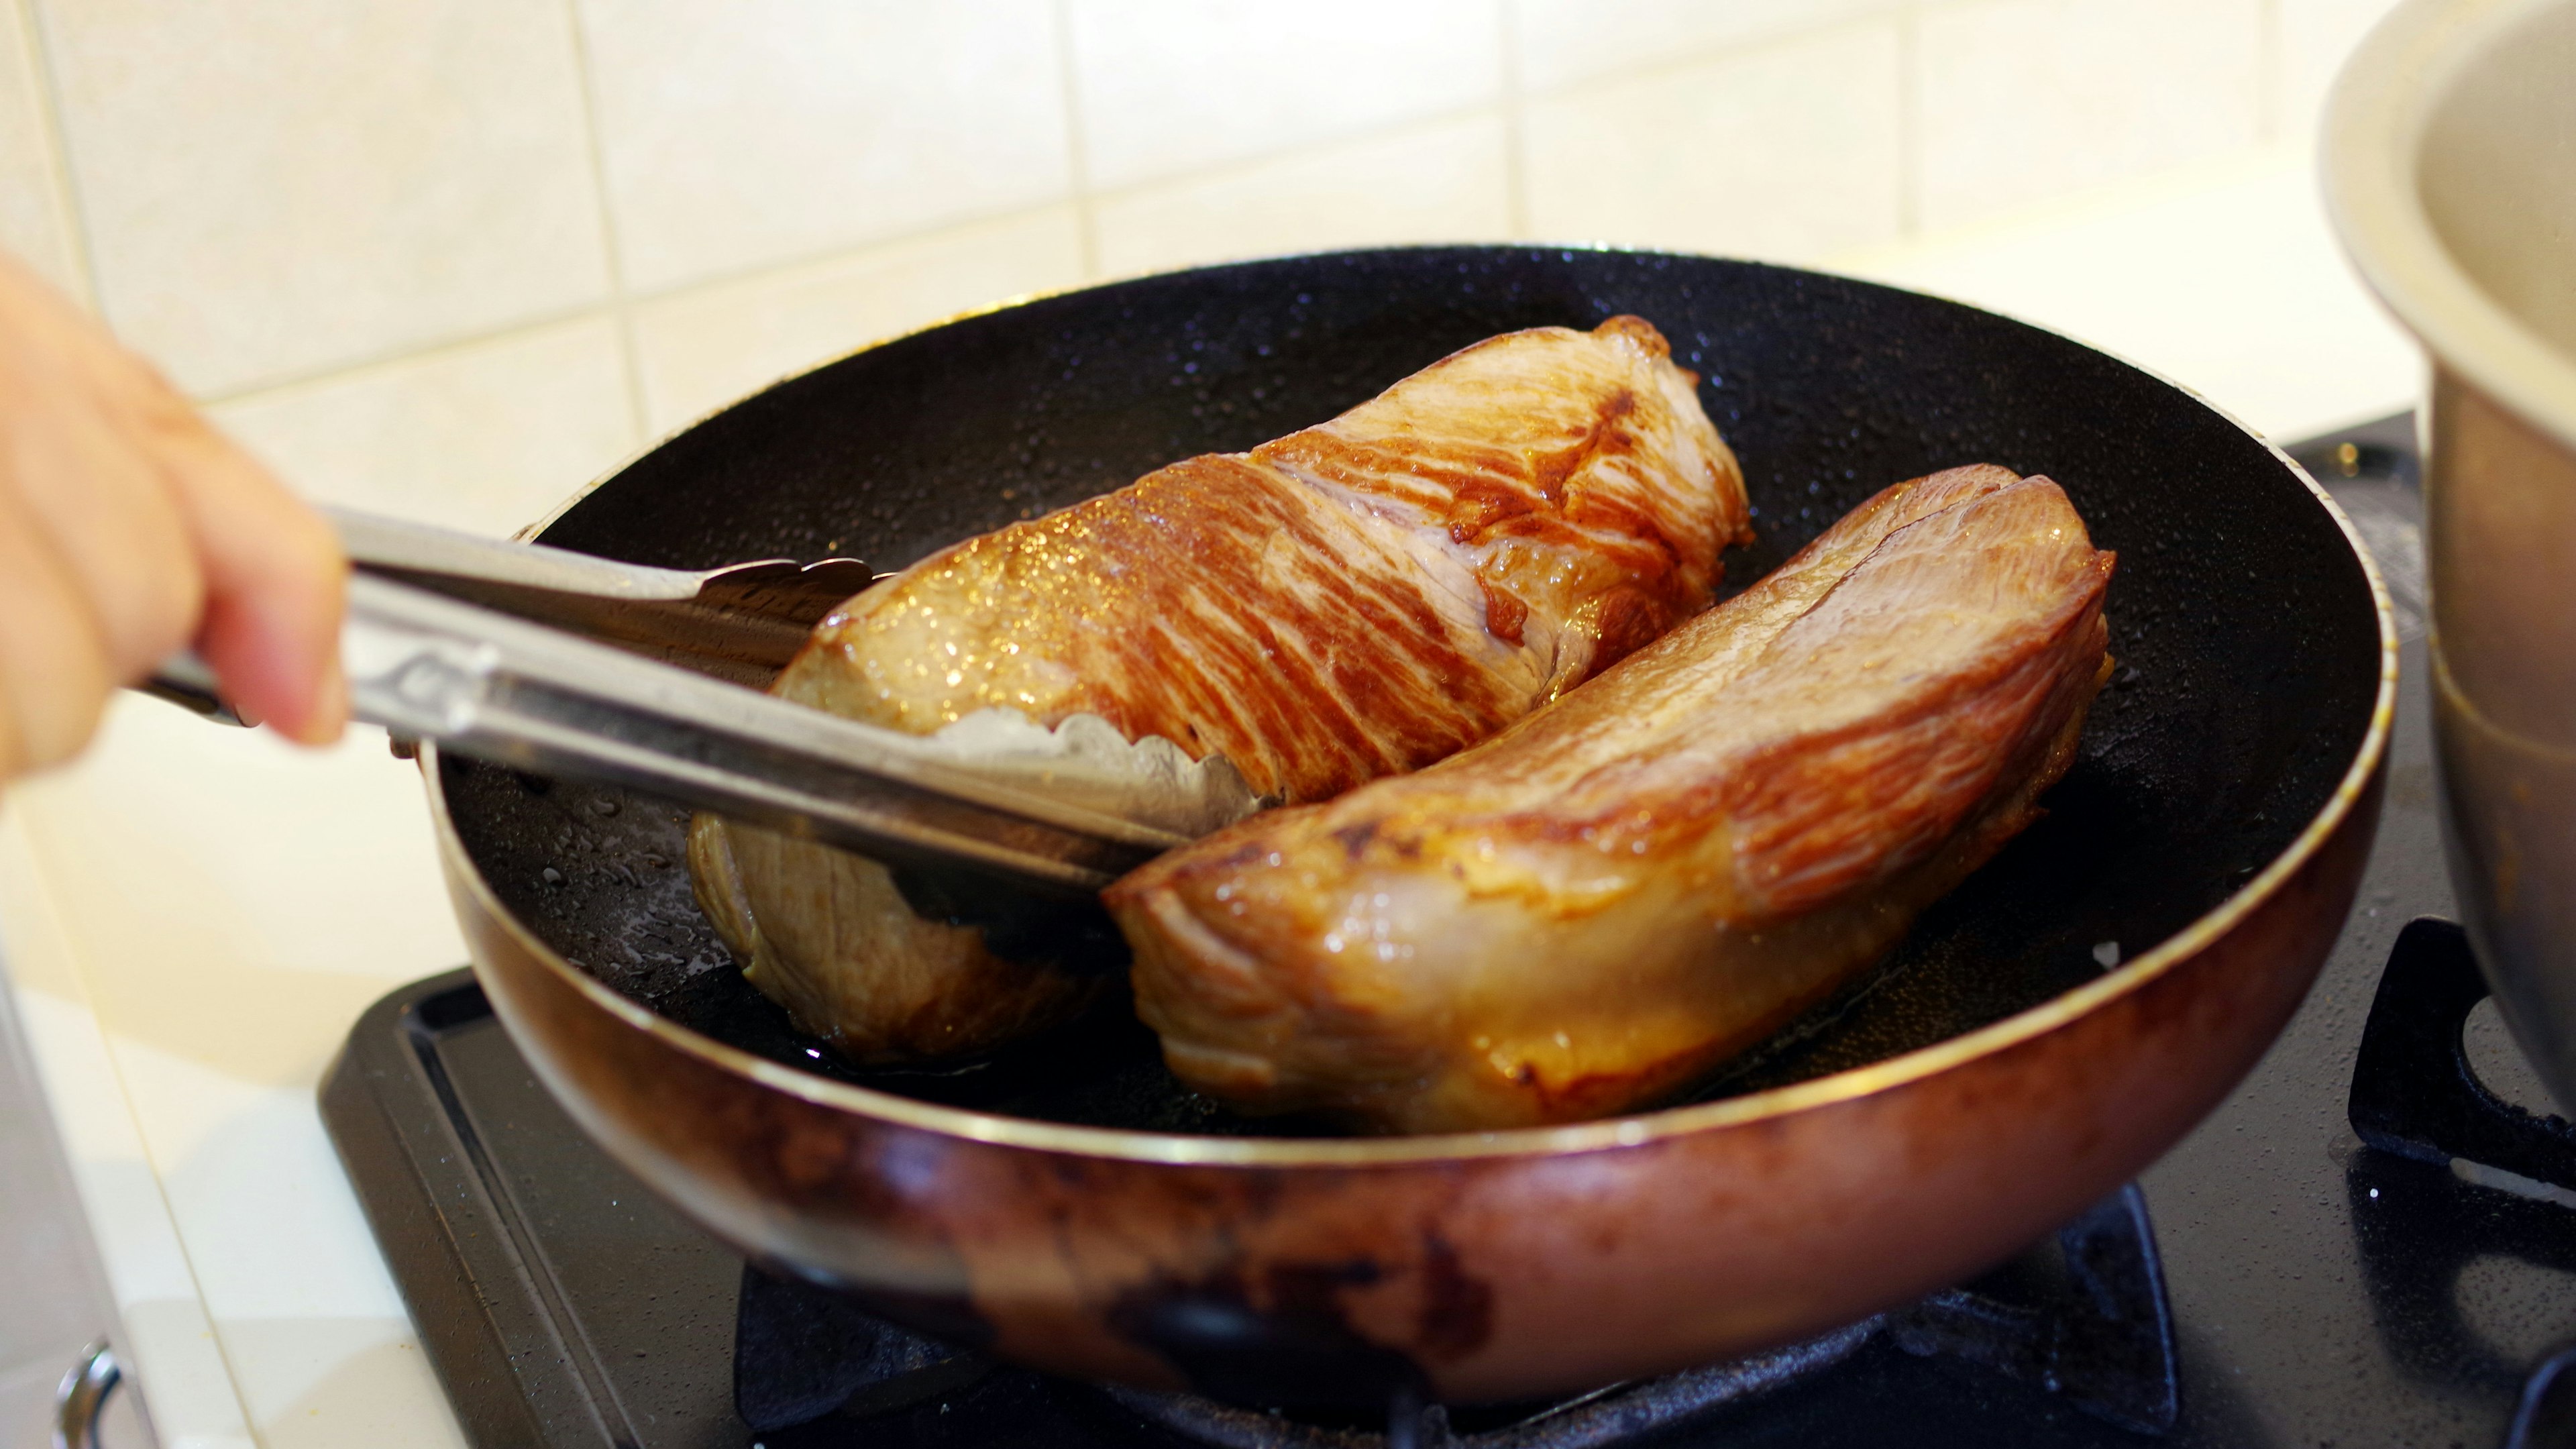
[435, 753, 2385, 1403]
[1414, 1230, 1496, 1361]
[1105, 1258, 1432, 1406]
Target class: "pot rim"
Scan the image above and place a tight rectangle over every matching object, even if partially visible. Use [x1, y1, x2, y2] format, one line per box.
[2322, 0, 2576, 453]
[429, 246, 2402, 1170]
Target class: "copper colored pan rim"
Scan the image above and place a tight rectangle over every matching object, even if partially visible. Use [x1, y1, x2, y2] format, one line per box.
[432, 249, 2402, 1170]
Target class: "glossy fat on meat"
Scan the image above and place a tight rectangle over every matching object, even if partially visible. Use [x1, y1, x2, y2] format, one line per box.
[778, 316, 1746, 796]
[690, 317, 1750, 1062]
[1107, 465, 2115, 1133]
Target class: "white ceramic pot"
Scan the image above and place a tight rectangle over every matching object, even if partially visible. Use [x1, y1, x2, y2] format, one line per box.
[2326, 0, 2576, 1106]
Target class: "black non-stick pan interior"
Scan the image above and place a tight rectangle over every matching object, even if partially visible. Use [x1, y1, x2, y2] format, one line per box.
[440, 247, 2383, 1136]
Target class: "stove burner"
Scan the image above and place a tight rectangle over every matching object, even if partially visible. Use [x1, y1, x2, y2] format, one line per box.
[1098, 1326, 1875, 1449]
[731, 1186, 2178, 1446]
[2511, 1348, 2576, 1449]
[1891, 1184, 2178, 1435]
[733, 1269, 993, 1430]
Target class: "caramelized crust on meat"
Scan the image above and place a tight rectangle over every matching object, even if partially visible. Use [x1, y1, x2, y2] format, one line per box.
[1108, 465, 2115, 1133]
[779, 315, 1747, 800]
[692, 317, 1750, 1062]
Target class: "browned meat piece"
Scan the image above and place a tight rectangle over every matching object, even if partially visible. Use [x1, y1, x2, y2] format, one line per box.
[1108, 464, 2114, 1133]
[692, 317, 1751, 1061]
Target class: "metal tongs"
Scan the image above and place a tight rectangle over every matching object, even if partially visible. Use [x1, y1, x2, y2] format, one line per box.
[145, 510, 1262, 895]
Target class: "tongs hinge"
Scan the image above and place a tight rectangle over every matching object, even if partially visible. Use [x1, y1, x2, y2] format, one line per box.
[341, 574, 1181, 894]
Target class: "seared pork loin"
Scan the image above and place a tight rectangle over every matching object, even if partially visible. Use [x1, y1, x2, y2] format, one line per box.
[1108, 464, 2114, 1133]
[692, 317, 1751, 1061]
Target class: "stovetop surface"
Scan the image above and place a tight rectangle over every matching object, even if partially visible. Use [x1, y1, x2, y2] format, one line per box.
[325, 416, 2576, 1448]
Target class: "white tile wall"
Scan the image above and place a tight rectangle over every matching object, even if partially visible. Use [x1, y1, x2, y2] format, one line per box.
[0, 0, 77, 304]
[211, 317, 639, 538]
[37, 0, 612, 398]
[631, 203, 1085, 433]
[0, 0, 2411, 533]
[1525, 21, 1904, 261]
[1916, 0, 2265, 231]
[1093, 113, 1511, 277]
[575, 0, 1072, 294]
[1509, 0, 1902, 93]
[1066, 0, 1501, 189]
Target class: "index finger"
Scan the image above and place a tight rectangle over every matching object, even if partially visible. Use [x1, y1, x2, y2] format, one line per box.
[148, 400, 349, 745]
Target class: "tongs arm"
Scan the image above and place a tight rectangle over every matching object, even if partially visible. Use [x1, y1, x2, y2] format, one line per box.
[332, 574, 1177, 893]
[325, 506, 881, 682]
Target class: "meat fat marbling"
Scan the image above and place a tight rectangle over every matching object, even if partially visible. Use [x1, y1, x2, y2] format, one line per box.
[1108, 465, 2115, 1134]
[692, 317, 1750, 1062]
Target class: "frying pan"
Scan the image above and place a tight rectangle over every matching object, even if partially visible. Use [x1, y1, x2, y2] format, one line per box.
[423, 246, 2393, 1408]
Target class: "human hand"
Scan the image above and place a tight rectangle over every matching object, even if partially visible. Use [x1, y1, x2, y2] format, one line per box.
[0, 252, 347, 781]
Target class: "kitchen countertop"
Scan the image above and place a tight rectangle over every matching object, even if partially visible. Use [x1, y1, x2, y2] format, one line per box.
[0, 140, 2422, 1449]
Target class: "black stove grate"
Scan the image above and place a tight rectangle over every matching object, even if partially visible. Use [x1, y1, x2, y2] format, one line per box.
[2347, 918, 2576, 1449]
[2349, 917, 2576, 1189]
[730, 1181, 2175, 1448]
[1093, 1328, 1874, 1449]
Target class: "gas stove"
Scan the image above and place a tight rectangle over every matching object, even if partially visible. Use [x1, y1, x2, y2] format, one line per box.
[324, 415, 2576, 1448]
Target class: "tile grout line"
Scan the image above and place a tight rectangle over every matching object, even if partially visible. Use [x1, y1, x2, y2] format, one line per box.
[1079, 101, 1507, 216]
[2257, 0, 2285, 144]
[1051, 0, 1102, 280]
[1495, 0, 1529, 239]
[15, 0, 101, 313]
[1897, 3, 1922, 239]
[1524, 6, 1916, 113]
[194, 300, 623, 411]
[557, 0, 652, 445]
[602, 195, 1090, 312]
[196, 189, 1097, 412]
[206, 94, 1493, 417]
[199, 3, 1960, 421]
